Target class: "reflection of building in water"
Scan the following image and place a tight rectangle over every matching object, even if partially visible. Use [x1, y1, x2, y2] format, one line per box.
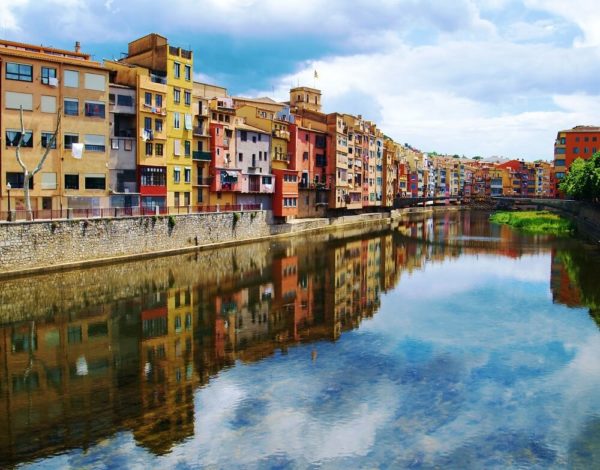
[0, 305, 137, 464]
[550, 250, 582, 308]
[132, 287, 197, 455]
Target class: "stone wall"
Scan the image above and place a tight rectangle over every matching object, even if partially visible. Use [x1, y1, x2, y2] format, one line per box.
[0, 211, 270, 275]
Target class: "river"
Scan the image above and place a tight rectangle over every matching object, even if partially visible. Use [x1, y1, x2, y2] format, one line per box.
[1, 211, 600, 469]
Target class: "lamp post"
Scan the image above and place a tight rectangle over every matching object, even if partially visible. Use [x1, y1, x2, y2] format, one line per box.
[6, 182, 11, 222]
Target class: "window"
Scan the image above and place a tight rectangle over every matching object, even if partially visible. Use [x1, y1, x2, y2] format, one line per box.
[65, 174, 79, 189]
[64, 70, 79, 87]
[64, 134, 78, 149]
[184, 90, 191, 106]
[111, 139, 119, 150]
[316, 154, 326, 167]
[41, 95, 56, 113]
[262, 176, 272, 184]
[239, 152, 243, 162]
[6, 62, 32, 81]
[241, 130, 247, 141]
[145, 142, 153, 156]
[41, 132, 57, 149]
[117, 94, 133, 106]
[585, 147, 589, 153]
[303, 151, 309, 161]
[109, 93, 115, 105]
[145, 92, 152, 106]
[174, 167, 181, 183]
[252, 135, 257, 143]
[64, 98, 79, 116]
[594, 137, 598, 142]
[174, 88, 181, 104]
[184, 140, 191, 157]
[84, 73, 105, 91]
[6, 172, 33, 189]
[555, 172, 566, 179]
[84, 174, 106, 190]
[555, 148, 566, 154]
[84, 134, 105, 152]
[575, 137, 580, 142]
[84, 101, 105, 118]
[305, 133, 310, 142]
[585, 136, 589, 142]
[174, 112, 180, 129]
[41, 67, 57, 85]
[174, 139, 181, 156]
[155, 94, 163, 107]
[5, 91, 33, 110]
[184, 64, 191, 81]
[144, 117, 152, 131]
[155, 143, 164, 156]
[124, 139, 133, 151]
[573, 147, 579, 154]
[155, 119, 163, 132]
[184, 167, 191, 183]
[5, 130, 33, 147]
[41, 173, 57, 190]
[140, 167, 166, 186]
[173, 62, 181, 78]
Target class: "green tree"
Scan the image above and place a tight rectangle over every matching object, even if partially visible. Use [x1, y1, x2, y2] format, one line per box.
[559, 153, 600, 201]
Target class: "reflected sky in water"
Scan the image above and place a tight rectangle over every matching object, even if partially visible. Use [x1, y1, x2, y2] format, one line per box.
[3, 211, 600, 469]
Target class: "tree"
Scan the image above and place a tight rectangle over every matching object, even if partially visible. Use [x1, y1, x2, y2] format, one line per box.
[14, 106, 61, 220]
[559, 153, 600, 202]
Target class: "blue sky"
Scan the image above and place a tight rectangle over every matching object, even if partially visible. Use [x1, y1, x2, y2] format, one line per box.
[3, 0, 600, 159]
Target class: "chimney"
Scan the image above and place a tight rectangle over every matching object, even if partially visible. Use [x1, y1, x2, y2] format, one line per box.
[75, 41, 81, 53]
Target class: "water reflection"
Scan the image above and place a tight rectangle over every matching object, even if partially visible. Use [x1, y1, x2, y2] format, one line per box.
[0, 211, 599, 468]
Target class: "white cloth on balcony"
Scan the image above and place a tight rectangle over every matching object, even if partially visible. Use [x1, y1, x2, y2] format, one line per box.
[48, 77, 59, 87]
[71, 143, 84, 159]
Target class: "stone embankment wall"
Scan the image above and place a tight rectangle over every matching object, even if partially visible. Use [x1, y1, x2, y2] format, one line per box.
[0, 211, 270, 275]
[0, 205, 482, 277]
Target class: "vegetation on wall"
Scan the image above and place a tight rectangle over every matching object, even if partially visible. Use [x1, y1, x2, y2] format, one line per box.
[490, 211, 574, 236]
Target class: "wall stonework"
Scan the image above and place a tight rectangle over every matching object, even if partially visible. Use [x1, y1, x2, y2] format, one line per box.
[0, 211, 270, 273]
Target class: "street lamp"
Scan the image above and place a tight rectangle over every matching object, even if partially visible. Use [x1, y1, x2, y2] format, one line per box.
[6, 182, 11, 221]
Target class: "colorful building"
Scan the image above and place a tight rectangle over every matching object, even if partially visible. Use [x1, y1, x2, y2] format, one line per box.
[1, 39, 110, 213]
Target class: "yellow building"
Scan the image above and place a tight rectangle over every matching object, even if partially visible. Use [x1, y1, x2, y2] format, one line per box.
[0, 39, 110, 213]
[118, 34, 194, 209]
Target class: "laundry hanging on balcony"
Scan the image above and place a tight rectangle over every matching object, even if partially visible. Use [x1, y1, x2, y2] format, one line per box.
[71, 143, 84, 159]
[141, 129, 153, 141]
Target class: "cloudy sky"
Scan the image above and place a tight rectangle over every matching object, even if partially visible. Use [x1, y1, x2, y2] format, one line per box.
[3, 0, 600, 160]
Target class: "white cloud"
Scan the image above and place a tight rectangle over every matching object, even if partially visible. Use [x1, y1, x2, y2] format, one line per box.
[525, 0, 600, 46]
[260, 35, 600, 158]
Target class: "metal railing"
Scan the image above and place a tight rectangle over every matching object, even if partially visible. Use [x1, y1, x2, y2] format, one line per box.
[0, 204, 263, 222]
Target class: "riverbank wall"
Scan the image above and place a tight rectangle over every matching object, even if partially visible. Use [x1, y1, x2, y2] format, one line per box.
[0, 206, 467, 278]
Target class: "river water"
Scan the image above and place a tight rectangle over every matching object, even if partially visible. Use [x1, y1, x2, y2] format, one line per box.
[1, 211, 600, 469]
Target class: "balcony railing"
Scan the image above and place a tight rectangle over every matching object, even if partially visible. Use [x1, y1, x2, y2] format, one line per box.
[194, 177, 212, 186]
[193, 126, 208, 137]
[193, 150, 212, 161]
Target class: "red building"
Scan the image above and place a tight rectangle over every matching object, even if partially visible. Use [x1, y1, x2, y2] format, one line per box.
[554, 125, 600, 196]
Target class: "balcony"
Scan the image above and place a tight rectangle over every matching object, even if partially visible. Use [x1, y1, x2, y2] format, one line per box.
[272, 129, 290, 141]
[193, 150, 212, 161]
[194, 177, 212, 187]
[149, 73, 167, 85]
[193, 126, 209, 137]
